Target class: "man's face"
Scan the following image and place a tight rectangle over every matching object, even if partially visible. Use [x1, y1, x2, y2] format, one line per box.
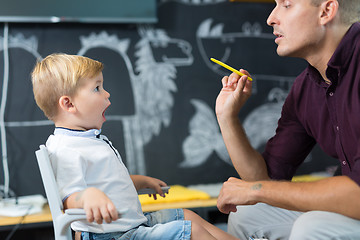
[267, 0, 325, 59]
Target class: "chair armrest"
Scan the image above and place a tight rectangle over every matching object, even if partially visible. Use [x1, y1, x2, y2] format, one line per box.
[65, 208, 128, 216]
[64, 208, 87, 215]
[137, 186, 170, 195]
[58, 208, 128, 235]
[56, 209, 87, 236]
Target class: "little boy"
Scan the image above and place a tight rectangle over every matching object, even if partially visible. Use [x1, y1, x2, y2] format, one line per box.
[32, 53, 238, 240]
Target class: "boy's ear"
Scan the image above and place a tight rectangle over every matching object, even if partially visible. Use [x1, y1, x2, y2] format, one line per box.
[59, 96, 76, 113]
[319, 0, 339, 25]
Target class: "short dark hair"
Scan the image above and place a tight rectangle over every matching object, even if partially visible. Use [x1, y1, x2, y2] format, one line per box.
[311, 0, 360, 24]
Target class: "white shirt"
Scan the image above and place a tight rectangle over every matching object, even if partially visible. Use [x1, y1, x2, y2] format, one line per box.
[46, 128, 147, 233]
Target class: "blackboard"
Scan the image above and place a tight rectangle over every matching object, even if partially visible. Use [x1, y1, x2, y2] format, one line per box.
[0, 0, 338, 198]
[0, 0, 157, 23]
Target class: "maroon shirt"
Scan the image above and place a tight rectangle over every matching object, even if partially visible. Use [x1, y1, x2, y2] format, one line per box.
[263, 22, 360, 186]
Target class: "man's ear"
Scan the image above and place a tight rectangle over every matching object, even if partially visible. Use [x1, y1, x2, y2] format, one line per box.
[59, 96, 76, 113]
[319, 0, 339, 25]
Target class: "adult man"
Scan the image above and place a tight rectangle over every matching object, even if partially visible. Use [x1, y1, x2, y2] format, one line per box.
[215, 0, 360, 239]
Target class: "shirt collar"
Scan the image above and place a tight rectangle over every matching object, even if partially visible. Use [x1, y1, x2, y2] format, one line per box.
[327, 22, 360, 80]
[305, 64, 327, 87]
[54, 127, 101, 138]
[305, 22, 360, 86]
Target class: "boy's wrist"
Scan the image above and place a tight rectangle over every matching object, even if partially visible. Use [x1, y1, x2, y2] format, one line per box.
[64, 190, 86, 209]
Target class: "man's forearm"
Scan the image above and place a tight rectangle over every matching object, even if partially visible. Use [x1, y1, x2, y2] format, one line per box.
[252, 176, 360, 220]
[218, 116, 269, 181]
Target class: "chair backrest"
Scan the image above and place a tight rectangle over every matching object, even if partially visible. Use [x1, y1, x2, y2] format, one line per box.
[35, 144, 145, 240]
[36, 144, 73, 240]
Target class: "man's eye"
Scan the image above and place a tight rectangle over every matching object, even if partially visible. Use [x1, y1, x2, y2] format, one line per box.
[283, 1, 291, 8]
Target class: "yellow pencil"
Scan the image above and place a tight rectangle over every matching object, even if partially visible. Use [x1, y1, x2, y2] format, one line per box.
[210, 58, 253, 81]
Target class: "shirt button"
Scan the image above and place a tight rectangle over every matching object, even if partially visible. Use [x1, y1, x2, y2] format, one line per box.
[342, 161, 346, 165]
[329, 92, 334, 96]
[94, 130, 100, 135]
[336, 126, 339, 131]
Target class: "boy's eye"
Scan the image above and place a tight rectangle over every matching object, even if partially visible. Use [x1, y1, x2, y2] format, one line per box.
[94, 86, 100, 92]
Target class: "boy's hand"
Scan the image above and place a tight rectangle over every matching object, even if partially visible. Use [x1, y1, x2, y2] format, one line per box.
[65, 187, 118, 224]
[131, 175, 168, 200]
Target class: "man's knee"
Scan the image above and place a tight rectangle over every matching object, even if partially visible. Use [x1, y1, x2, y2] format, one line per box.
[228, 204, 301, 240]
[227, 206, 253, 234]
[289, 211, 360, 240]
[290, 212, 323, 239]
[228, 205, 266, 239]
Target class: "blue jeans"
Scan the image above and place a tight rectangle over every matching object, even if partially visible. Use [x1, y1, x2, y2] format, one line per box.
[81, 209, 191, 240]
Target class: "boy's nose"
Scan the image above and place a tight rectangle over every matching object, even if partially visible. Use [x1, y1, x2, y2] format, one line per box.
[105, 90, 110, 98]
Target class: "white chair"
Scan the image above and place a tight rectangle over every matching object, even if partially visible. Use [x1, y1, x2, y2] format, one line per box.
[35, 144, 168, 240]
[35, 144, 87, 240]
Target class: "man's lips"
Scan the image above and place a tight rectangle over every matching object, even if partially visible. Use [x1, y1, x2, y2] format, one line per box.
[274, 32, 284, 43]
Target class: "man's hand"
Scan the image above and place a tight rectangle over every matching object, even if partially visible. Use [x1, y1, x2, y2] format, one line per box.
[217, 177, 259, 214]
[215, 71, 252, 120]
[218, 176, 360, 220]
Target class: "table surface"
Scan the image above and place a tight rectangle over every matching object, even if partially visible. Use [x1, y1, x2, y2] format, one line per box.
[0, 198, 218, 227]
[0, 204, 52, 227]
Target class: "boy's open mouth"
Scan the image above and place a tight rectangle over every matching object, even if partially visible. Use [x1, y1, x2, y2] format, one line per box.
[103, 104, 111, 119]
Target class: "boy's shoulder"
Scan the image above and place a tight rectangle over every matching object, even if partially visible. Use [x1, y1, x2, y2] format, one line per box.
[46, 133, 103, 154]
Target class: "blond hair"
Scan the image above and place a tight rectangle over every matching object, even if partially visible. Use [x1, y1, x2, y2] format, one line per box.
[31, 53, 104, 120]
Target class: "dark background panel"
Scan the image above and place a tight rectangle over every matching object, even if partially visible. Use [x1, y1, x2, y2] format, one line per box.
[0, 1, 338, 198]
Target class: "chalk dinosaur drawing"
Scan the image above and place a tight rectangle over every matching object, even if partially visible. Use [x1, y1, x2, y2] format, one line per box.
[135, 26, 193, 144]
[77, 26, 193, 175]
